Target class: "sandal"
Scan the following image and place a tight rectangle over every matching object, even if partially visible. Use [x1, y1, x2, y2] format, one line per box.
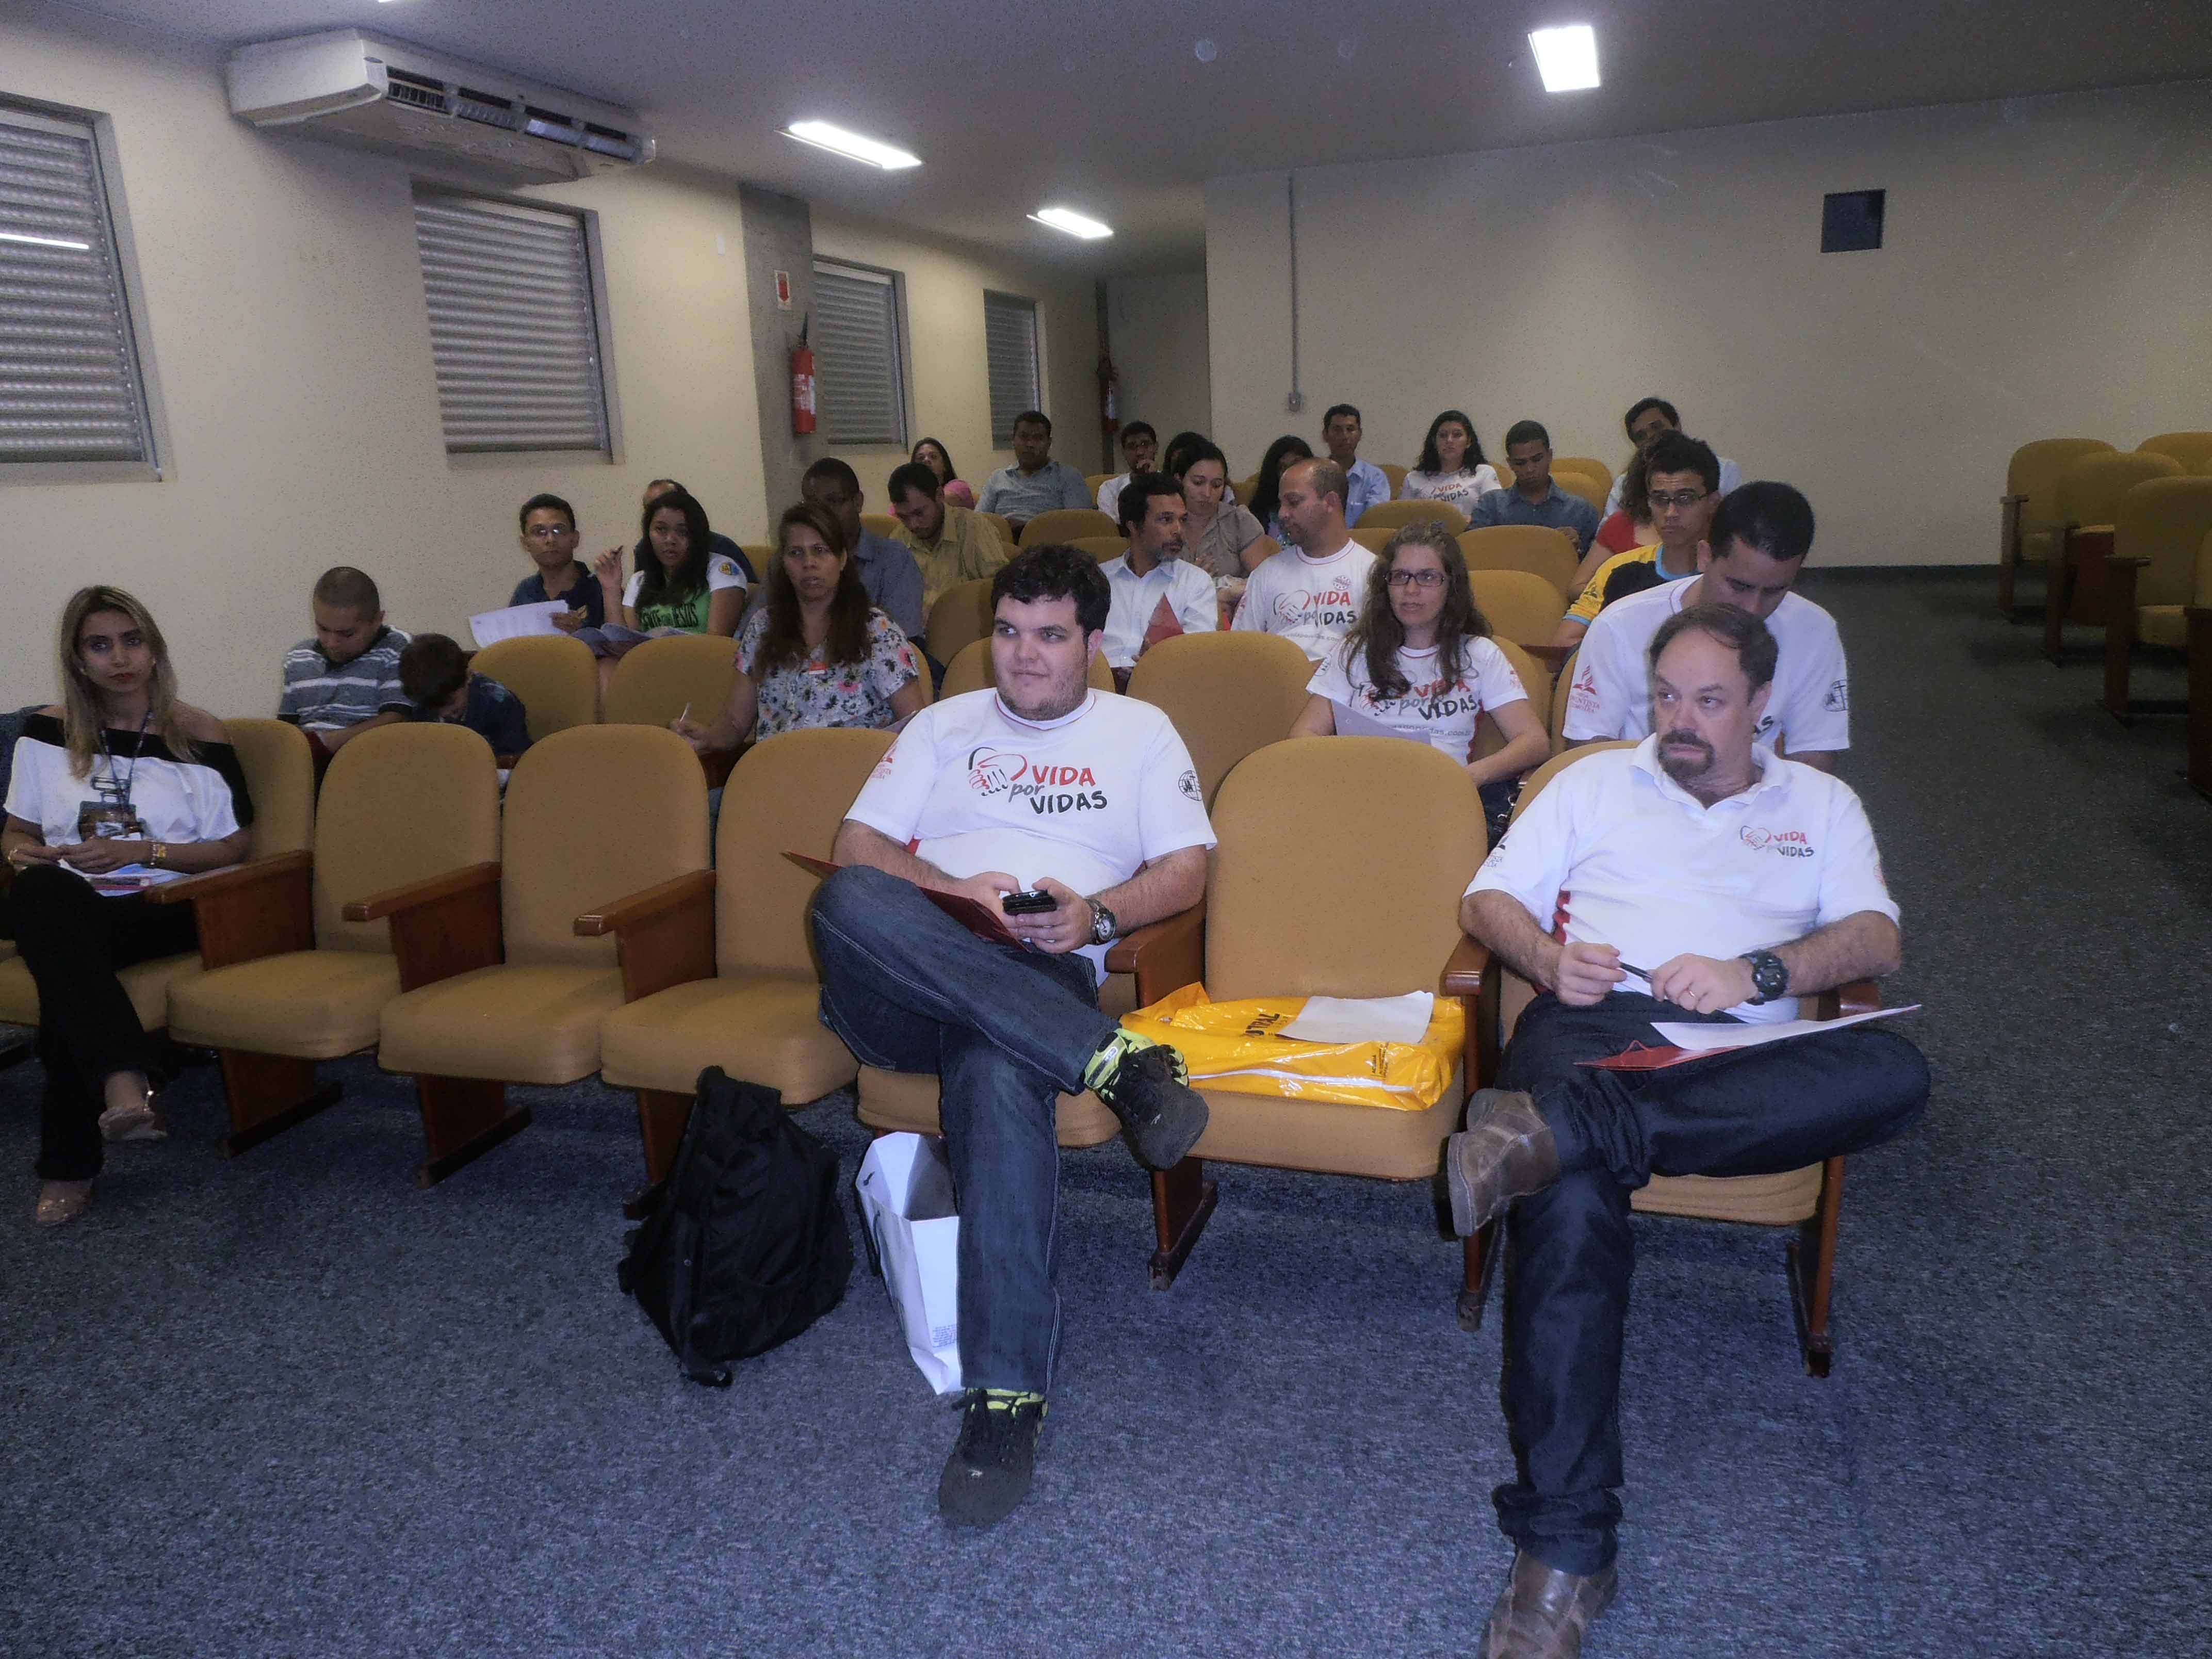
[99, 1081, 167, 1144]
[34, 1179, 93, 1228]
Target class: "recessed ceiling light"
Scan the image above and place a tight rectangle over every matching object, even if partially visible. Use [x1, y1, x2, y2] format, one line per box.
[1029, 207, 1113, 240]
[1528, 25, 1601, 93]
[0, 231, 91, 250]
[783, 121, 922, 171]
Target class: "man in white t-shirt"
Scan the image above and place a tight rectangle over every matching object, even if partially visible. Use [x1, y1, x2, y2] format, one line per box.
[810, 544, 1217, 1528]
[1564, 481, 1848, 772]
[1230, 458, 1377, 660]
[1099, 472, 1218, 675]
[1446, 604, 1928, 1654]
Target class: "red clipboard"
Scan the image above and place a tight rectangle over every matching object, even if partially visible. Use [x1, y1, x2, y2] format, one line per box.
[784, 853, 1020, 947]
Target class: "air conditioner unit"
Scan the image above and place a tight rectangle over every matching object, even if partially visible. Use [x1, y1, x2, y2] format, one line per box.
[227, 29, 655, 183]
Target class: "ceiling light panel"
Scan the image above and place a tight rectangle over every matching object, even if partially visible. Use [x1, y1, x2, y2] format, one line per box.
[783, 121, 921, 170]
[1029, 207, 1113, 240]
[1528, 25, 1601, 93]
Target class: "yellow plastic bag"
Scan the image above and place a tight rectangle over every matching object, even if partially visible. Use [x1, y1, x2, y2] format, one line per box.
[1121, 984, 1462, 1112]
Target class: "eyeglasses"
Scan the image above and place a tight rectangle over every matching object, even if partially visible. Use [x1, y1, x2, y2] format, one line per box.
[1386, 568, 1446, 590]
[1648, 490, 1709, 511]
[525, 525, 574, 539]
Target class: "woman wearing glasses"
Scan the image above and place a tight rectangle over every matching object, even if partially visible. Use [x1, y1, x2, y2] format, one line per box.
[1292, 522, 1548, 829]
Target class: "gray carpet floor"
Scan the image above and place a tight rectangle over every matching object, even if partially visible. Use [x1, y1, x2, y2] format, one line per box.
[4, 570, 2207, 1657]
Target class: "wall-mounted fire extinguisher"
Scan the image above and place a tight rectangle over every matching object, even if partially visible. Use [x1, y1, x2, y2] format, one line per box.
[1097, 352, 1120, 440]
[791, 315, 817, 436]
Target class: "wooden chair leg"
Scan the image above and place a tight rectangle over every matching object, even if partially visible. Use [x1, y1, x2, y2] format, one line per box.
[621, 1087, 694, 1216]
[2043, 546, 2074, 663]
[2103, 558, 2142, 721]
[2189, 608, 2212, 800]
[413, 1075, 530, 1188]
[1457, 1220, 1500, 1332]
[1148, 1156, 1216, 1290]
[1996, 496, 2022, 619]
[215, 1048, 342, 1157]
[1787, 1155, 1846, 1377]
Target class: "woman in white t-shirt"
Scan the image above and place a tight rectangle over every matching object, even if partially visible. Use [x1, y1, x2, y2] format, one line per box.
[3, 587, 254, 1228]
[590, 486, 748, 639]
[1398, 410, 1501, 516]
[1292, 522, 1549, 833]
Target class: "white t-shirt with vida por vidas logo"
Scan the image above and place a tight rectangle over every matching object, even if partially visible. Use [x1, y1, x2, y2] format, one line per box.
[1230, 541, 1377, 661]
[844, 688, 1217, 982]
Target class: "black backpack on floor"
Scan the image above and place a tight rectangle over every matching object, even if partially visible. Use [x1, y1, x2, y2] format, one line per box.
[618, 1068, 853, 1387]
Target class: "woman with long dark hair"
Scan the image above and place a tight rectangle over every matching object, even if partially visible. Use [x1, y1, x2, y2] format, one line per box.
[591, 486, 748, 637]
[910, 437, 974, 510]
[1401, 410, 1500, 515]
[1247, 434, 1315, 539]
[4, 586, 254, 1227]
[1176, 440, 1272, 586]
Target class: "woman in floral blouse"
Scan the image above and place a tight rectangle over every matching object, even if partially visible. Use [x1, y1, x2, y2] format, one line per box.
[674, 503, 926, 752]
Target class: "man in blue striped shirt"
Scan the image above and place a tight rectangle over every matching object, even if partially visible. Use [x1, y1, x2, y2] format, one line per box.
[276, 566, 411, 752]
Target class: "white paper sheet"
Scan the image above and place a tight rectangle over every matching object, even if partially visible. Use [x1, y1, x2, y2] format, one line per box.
[1651, 1004, 1920, 1052]
[1280, 990, 1435, 1046]
[1331, 700, 1430, 743]
[468, 601, 567, 647]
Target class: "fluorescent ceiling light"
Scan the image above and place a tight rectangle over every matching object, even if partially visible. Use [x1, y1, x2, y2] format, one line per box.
[783, 120, 921, 170]
[1528, 25, 1601, 93]
[1029, 207, 1113, 240]
[0, 231, 91, 250]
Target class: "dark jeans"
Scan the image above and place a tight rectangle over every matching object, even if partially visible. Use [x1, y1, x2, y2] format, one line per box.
[11, 864, 199, 1182]
[1490, 991, 1930, 1575]
[809, 865, 1118, 1395]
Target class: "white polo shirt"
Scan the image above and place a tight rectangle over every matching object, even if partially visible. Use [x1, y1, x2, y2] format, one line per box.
[1099, 554, 1220, 670]
[844, 688, 1216, 981]
[1563, 578, 1850, 754]
[1230, 540, 1377, 661]
[1467, 738, 1897, 1022]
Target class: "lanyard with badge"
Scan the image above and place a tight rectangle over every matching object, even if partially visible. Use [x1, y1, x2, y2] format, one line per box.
[76, 710, 152, 841]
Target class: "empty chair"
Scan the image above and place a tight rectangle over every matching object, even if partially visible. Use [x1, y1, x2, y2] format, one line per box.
[1997, 437, 2114, 617]
[938, 638, 1115, 701]
[2099, 476, 2212, 717]
[603, 634, 739, 727]
[1469, 569, 1569, 646]
[1459, 526, 1579, 599]
[1125, 630, 1314, 806]
[1017, 508, 1118, 547]
[2138, 431, 2212, 471]
[2044, 450, 2186, 662]
[1552, 456, 1615, 492]
[1550, 470, 1608, 515]
[1070, 535, 1130, 564]
[925, 578, 997, 666]
[470, 635, 598, 739]
[1360, 499, 1469, 534]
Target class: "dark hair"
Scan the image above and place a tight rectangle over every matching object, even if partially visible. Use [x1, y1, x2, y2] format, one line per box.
[755, 502, 869, 677]
[1115, 471, 1185, 535]
[991, 544, 1110, 636]
[1618, 448, 1653, 522]
[887, 461, 942, 503]
[1161, 430, 1208, 478]
[1290, 457, 1349, 515]
[1119, 420, 1157, 448]
[399, 632, 468, 717]
[910, 437, 961, 484]
[1173, 439, 1228, 481]
[1709, 481, 1815, 566]
[1416, 409, 1488, 475]
[1649, 602, 1778, 693]
[1623, 397, 1681, 438]
[313, 566, 380, 615]
[1643, 431, 1720, 494]
[1249, 435, 1314, 525]
[1340, 523, 1490, 701]
[1322, 402, 1361, 429]
[1503, 420, 1550, 452]
[1013, 409, 1052, 437]
[518, 493, 575, 533]
[634, 488, 713, 606]
[802, 457, 861, 500]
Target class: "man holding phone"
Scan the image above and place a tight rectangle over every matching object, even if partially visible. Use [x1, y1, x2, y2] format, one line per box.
[809, 544, 1216, 1527]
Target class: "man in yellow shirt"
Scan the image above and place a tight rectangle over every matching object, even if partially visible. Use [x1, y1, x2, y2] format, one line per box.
[888, 460, 1010, 614]
[1550, 433, 1720, 648]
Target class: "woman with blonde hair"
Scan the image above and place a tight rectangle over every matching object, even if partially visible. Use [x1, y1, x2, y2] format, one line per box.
[3, 586, 253, 1227]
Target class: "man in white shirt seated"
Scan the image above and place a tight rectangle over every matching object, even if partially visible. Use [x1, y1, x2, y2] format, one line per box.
[1563, 481, 1848, 773]
[1449, 603, 1929, 1657]
[1605, 397, 1743, 515]
[1093, 421, 1157, 521]
[1099, 472, 1218, 680]
[809, 544, 1217, 1528]
[1230, 458, 1377, 660]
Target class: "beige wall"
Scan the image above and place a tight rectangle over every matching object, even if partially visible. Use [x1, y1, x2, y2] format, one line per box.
[811, 209, 1102, 508]
[1106, 271, 1212, 462]
[1207, 80, 2212, 565]
[0, 2, 767, 715]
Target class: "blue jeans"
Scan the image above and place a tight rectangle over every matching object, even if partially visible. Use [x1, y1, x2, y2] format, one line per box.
[810, 865, 1118, 1395]
[1490, 991, 1930, 1575]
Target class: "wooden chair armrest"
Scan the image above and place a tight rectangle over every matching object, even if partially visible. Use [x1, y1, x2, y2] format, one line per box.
[153, 850, 316, 970]
[1813, 979, 1882, 1019]
[342, 861, 502, 923]
[1441, 934, 1489, 998]
[1106, 899, 1206, 1006]
[575, 869, 718, 938]
[144, 849, 310, 906]
[1999, 493, 2027, 507]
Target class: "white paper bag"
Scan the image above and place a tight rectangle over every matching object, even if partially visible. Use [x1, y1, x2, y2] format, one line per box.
[855, 1132, 963, 1396]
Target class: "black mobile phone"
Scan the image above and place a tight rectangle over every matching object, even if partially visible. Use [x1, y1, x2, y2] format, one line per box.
[1001, 889, 1059, 916]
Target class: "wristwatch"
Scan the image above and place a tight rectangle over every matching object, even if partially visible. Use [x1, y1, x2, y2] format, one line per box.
[149, 842, 167, 869]
[1086, 898, 1118, 947]
[1741, 950, 1788, 1005]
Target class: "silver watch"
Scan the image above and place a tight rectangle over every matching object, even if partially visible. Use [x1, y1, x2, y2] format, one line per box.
[1087, 898, 1118, 947]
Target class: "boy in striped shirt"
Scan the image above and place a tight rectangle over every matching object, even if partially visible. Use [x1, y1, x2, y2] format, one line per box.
[276, 566, 411, 752]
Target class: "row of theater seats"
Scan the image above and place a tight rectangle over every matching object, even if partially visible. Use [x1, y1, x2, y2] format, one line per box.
[1997, 430, 2212, 798]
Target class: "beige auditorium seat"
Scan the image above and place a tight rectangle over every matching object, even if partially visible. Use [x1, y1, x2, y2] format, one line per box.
[1483, 638, 1554, 759]
[1125, 630, 1313, 806]
[2137, 431, 2212, 472]
[859, 512, 901, 541]
[1459, 526, 1580, 599]
[1551, 470, 1608, 515]
[471, 635, 599, 740]
[0, 719, 315, 1033]
[1553, 456, 1615, 492]
[2043, 449, 2185, 662]
[1549, 648, 1581, 754]
[938, 638, 1114, 701]
[2099, 477, 2212, 718]
[977, 512, 1016, 548]
[1018, 508, 1118, 548]
[591, 728, 891, 1183]
[368, 725, 709, 1184]
[1378, 462, 1408, 496]
[1997, 437, 2113, 619]
[1145, 736, 1489, 1294]
[603, 635, 739, 728]
[1470, 569, 1569, 647]
[925, 578, 996, 666]
[161, 724, 499, 1160]
[1349, 526, 1396, 556]
[1084, 471, 1113, 495]
[1070, 535, 1130, 564]
[1359, 499, 1469, 534]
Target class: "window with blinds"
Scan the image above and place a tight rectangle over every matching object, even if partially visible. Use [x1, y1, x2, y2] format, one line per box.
[0, 105, 154, 468]
[412, 189, 610, 454]
[983, 292, 1040, 446]
[810, 259, 907, 448]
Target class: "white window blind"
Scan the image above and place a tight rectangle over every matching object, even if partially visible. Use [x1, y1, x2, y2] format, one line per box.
[811, 259, 906, 448]
[983, 292, 1039, 446]
[413, 189, 609, 454]
[0, 106, 153, 466]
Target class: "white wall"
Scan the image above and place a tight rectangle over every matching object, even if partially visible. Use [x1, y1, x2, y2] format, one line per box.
[0, 2, 767, 714]
[1106, 271, 1212, 458]
[1207, 81, 2212, 565]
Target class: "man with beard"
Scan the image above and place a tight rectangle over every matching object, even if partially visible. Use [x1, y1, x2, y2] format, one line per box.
[1098, 472, 1218, 677]
[1446, 602, 1928, 1656]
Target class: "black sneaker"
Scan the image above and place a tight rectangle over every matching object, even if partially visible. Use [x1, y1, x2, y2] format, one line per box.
[938, 1389, 1046, 1526]
[1087, 1036, 1209, 1169]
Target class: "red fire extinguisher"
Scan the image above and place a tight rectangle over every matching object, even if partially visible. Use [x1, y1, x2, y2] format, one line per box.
[1097, 352, 1120, 438]
[791, 316, 817, 436]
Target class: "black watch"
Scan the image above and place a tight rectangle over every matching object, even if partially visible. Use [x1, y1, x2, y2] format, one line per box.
[1741, 950, 1789, 1005]
[1087, 899, 1118, 947]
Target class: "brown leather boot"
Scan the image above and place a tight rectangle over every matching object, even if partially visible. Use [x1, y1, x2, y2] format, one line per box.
[1481, 1551, 1617, 1657]
[1443, 1088, 1559, 1236]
